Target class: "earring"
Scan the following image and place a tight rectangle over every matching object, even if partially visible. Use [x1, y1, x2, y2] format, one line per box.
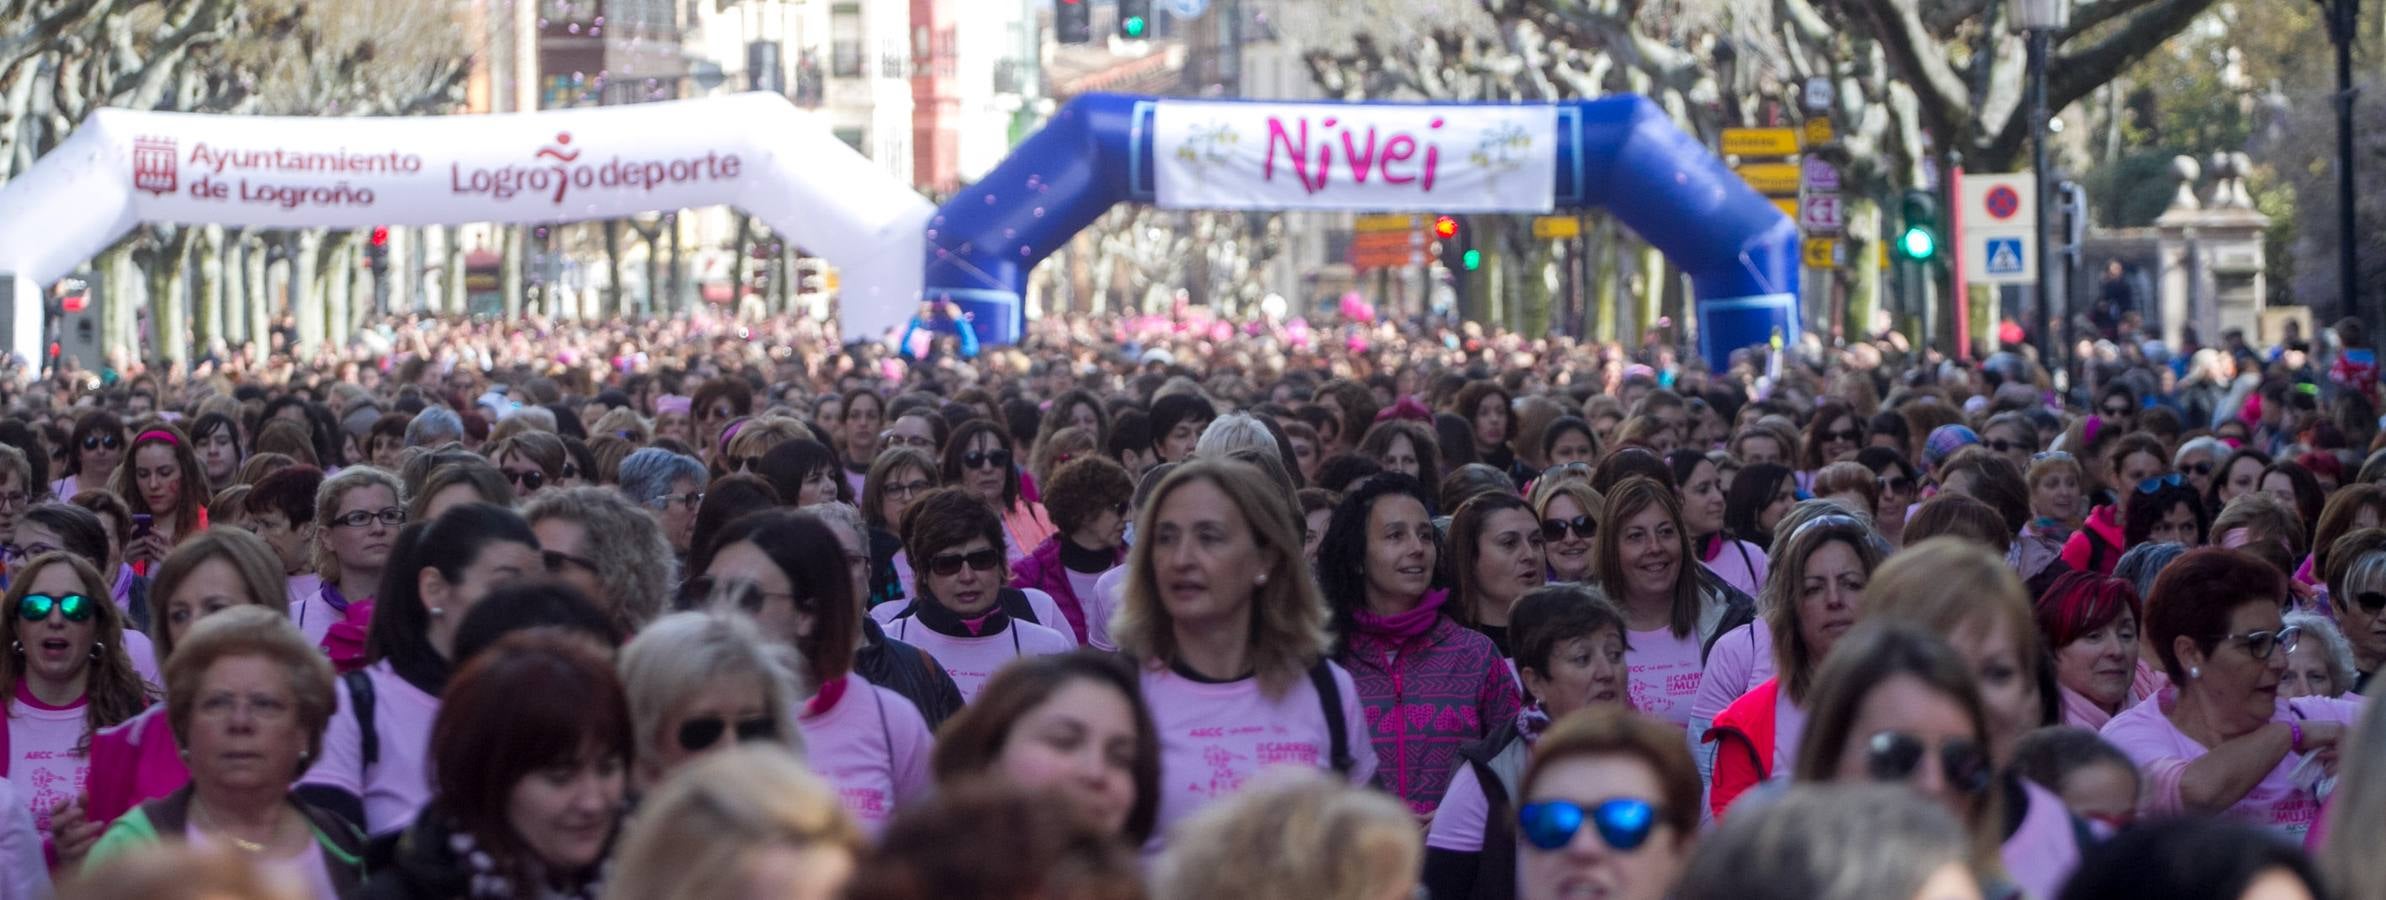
[429, 607, 444, 618]
[7, 641, 17, 655]
[1254, 573, 1268, 586]
[2189, 665, 2201, 680]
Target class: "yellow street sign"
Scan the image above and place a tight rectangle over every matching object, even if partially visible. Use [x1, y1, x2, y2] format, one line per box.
[1721, 127, 1800, 158]
[1735, 162, 1801, 197]
[1531, 216, 1582, 239]
[1354, 214, 1415, 233]
[1804, 237, 1839, 270]
[1772, 199, 1798, 219]
[1803, 118, 1835, 147]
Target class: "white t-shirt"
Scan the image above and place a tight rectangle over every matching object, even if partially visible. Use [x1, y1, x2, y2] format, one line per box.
[886, 617, 1076, 703]
[6, 685, 88, 841]
[298, 661, 439, 837]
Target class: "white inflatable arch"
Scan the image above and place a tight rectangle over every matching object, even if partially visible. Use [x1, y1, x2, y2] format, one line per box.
[0, 91, 932, 364]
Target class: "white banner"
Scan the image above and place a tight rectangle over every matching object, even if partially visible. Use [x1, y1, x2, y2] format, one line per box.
[0, 93, 933, 346]
[1152, 101, 1557, 213]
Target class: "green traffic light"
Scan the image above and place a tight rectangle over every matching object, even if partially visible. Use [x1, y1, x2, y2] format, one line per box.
[1122, 15, 1146, 37]
[1461, 249, 1481, 270]
[1897, 227, 1936, 261]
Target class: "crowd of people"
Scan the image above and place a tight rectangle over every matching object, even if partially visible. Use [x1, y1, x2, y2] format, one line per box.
[0, 300, 2382, 900]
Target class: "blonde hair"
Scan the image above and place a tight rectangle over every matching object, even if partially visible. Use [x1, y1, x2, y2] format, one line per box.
[605, 746, 863, 900]
[1152, 769, 1420, 900]
[618, 611, 806, 778]
[1115, 461, 1330, 697]
[310, 465, 403, 579]
[147, 528, 290, 664]
[590, 408, 652, 444]
[726, 417, 811, 464]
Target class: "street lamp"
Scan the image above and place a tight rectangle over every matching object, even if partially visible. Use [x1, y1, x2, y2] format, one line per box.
[2318, 0, 2362, 326]
[2011, 0, 2068, 375]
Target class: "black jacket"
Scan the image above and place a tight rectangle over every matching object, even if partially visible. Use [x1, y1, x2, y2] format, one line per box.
[854, 617, 966, 731]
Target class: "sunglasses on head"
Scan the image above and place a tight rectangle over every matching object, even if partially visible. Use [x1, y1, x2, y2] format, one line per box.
[2219, 625, 2300, 660]
[17, 593, 93, 623]
[1517, 798, 1661, 852]
[964, 449, 1012, 470]
[2134, 473, 2185, 495]
[505, 470, 546, 491]
[81, 434, 122, 451]
[1540, 515, 1596, 541]
[1865, 731, 1991, 795]
[928, 548, 1003, 576]
[676, 714, 778, 752]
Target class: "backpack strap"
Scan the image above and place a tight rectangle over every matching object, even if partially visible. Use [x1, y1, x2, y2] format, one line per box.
[1307, 660, 1356, 775]
[343, 669, 378, 771]
[998, 588, 1038, 624]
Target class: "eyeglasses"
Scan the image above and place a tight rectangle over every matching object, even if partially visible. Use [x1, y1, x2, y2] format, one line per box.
[1877, 475, 1915, 495]
[4, 542, 59, 562]
[2355, 591, 2386, 615]
[1517, 798, 1661, 852]
[2217, 625, 2301, 660]
[679, 576, 800, 615]
[675, 714, 779, 752]
[1864, 731, 1991, 795]
[1985, 439, 2021, 454]
[885, 479, 933, 500]
[329, 508, 405, 529]
[195, 692, 292, 723]
[544, 550, 602, 576]
[927, 548, 1003, 576]
[506, 470, 546, 491]
[881, 431, 936, 449]
[963, 449, 1012, 470]
[17, 592, 94, 623]
[649, 491, 705, 511]
[0, 491, 27, 511]
[2134, 473, 2185, 495]
[80, 434, 122, 451]
[1540, 515, 1596, 541]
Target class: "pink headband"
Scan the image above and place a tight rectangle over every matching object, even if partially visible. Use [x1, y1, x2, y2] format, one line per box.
[134, 430, 179, 447]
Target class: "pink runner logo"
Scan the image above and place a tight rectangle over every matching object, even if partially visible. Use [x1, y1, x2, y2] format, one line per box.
[132, 136, 178, 196]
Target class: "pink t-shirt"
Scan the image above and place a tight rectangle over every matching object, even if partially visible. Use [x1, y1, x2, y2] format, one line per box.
[1699, 539, 1768, 601]
[1424, 758, 1494, 852]
[2099, 689, 2360, 842]
[2001, 778, 2083, 900]
[298, 661, 439, 837]
[1139, 663, 1380, 849]
[1626, 627, 1706, 729]
[794, 675, 934, 836]
[122, 631, 159, 688]
[5, 684, 87, 840]
[1085, 567, 1128, 652]
[1689, 623, 1774, 789]
[286, 574, 332, 647]
[885, 617, 1076, 702]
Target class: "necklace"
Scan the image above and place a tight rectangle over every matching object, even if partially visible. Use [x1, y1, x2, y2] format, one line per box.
[192, 798, 279, 854]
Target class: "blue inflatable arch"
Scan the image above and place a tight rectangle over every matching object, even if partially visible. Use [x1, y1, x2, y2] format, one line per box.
[923, 93, 1799, 368]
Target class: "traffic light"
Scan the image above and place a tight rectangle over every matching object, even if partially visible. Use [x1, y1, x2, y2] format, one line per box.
[1897, 189, 1940, 263]
[1432, 215, 1459, 240]
[1118, 0, 1151, 38]
[1056, 0, 1091, 43]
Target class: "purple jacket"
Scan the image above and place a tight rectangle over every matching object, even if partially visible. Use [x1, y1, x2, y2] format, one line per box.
[1339, 616, 1523, 814]
[1010, 537, 1118, 645]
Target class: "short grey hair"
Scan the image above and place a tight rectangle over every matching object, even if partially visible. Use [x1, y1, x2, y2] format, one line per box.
[801, 502, 867, 549]
[2175, 436, 2228, 469]
[404, 407, 464, 449]
[617, 448, 708, 507]
[1194, 413, 1278, 461]
[618, 611, 807, 769]
[2285, 610, 2359, 697]
[523, 486, 677, 634]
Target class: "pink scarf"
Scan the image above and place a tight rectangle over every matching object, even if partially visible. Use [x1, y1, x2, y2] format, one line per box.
[1353, 589, 1449, 641]
[324, 598, 374, 673]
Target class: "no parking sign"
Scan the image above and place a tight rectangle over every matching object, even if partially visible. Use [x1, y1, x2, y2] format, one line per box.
[1959, 172, 2037, 284]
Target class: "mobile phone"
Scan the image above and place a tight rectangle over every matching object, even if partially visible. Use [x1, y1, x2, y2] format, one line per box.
[131, 514, 152, 538]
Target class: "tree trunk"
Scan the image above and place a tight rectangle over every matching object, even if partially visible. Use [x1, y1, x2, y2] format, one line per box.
[224, 229, 248, 347]
[197, 225, 224, 357]
[151, 229, 195, 376]
[1844, 194, 1883, 341]
[1637, 245, 1665, 343]
[445, 227, 467, 316]
[97, 244, 135, 368]
[502, 226, 524, 321]
[323, 237, 353, 349]
[292, 230, 324, 352]
[729, 213, 753, 319]
[247, 234, 272, 351]
[1592, 219, 1618, 343]
[669, 214, 686, 315]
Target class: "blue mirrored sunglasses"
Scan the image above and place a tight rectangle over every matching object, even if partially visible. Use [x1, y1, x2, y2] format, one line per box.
[1518, 798, 1659, 852]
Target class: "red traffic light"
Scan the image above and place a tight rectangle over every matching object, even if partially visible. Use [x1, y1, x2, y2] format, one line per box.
[370, 227, 389, 247]
[1432, 216, 1459, 239]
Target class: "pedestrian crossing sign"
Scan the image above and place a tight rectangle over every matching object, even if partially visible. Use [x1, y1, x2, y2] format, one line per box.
[1985, 238, 2023, 274]
[1966, 233, 2035, 284]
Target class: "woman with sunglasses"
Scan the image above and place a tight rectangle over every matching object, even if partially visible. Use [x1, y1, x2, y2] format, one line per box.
[294, 467, 403, 671]
[1597, 477, 1755, 731]
[861, 447, 940, 609]
[366, 631, 629, 899]
[942, 420, 1056, 563]
[489, 430, 573, 500]
[690, 509, 936, 832]
[1427, 585, 1632, 899]
[2320, 530, 2386, 695]
[1444, 492, 1547, 656]
[112, 425, 211, 577]
[51, 411, 126, 502]
[1318, 473, 1522, 815]
[616, 447, 709, 559]
[1012, 457, 1134, 646]
[1511, 706, 1702, 900]
[524, 487, 674, 638]
[881, 489, 1074, 702]
[1669, 449, 1763, 599]
[1530, 479, 1604, 584]
[1856, 446, 1921, 548]
[805, 504, 965, 730]
[2102, 547, 2360, 843]
[1866, 539, 2096, 898]
[618, 611, 806, 789]
[1799, 402, 1865, 483]
[296, 504, 543, 838]
[1701, 513, 1886, 819]
[186, 413, 244, 497]
[0, 552, 147, 862]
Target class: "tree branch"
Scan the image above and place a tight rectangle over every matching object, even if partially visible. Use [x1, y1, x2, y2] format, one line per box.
[1852, 0, 1973, 138]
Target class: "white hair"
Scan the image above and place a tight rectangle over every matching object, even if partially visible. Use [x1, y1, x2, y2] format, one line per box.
[618, 611, 807, 773]
[1195, 413, 1278, 461]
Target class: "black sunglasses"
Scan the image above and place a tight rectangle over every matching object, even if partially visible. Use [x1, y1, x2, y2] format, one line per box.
[964, 449, 1013, 470]
[1541, 515, 1596, 541]
[1877, 475, 1916, 495]
[81, 434, 122, 451]
[676, 714, 778, 752]
[2183, 461, 2215, 477]
[928, 548, 1003, 576]
[2356, 591, 2386, 616]
[1865, 731, 1991, 795]
[505, 470, 546, 492]
[1823, 428, 1863, 443]
[1985, 438, 2021, 454]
